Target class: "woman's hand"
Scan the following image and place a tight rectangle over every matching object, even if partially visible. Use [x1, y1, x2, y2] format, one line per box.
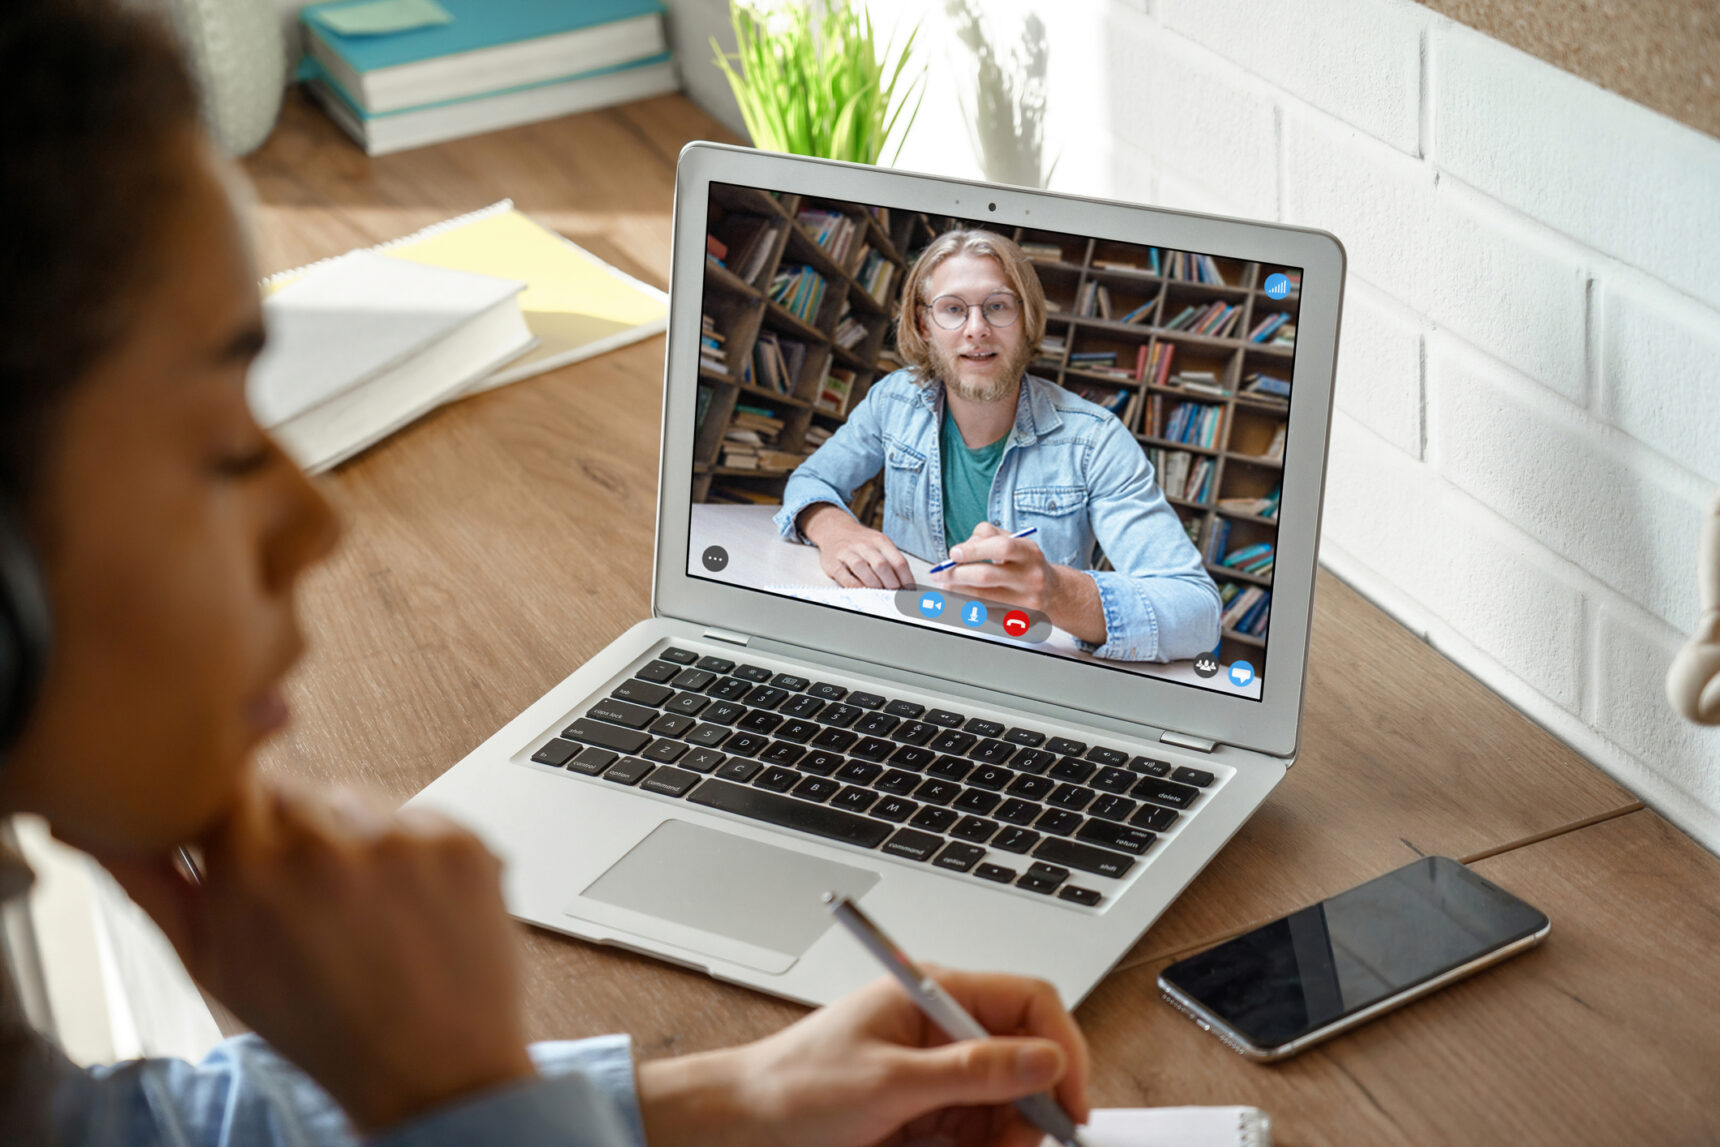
[94, 777, 534, 1134]
[638, 968, 1091, 1147]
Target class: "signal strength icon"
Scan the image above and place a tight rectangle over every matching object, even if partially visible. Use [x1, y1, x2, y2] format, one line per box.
[1264, 273, 1291, 299]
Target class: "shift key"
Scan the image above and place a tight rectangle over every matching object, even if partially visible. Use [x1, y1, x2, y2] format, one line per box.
[561, 717, 651, 755]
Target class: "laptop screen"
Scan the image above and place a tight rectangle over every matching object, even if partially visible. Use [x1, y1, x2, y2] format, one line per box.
[685, 181, 1302, 702]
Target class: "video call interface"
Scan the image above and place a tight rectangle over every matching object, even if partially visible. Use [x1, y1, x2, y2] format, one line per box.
[686, 181, 1304, 701]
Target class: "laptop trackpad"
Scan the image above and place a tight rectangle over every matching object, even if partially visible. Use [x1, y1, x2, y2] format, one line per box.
[569, 819, 879, 971]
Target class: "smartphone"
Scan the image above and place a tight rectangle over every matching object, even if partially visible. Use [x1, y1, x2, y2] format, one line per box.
[1158, 855, 1549, 1061]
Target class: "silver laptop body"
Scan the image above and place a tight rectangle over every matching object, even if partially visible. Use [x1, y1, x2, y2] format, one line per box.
[408, 143, 1345, 1007]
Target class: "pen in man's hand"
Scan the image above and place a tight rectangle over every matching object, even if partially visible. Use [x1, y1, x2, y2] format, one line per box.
[927, 526, 1039, 575]
[823, 892, 1093, 1147]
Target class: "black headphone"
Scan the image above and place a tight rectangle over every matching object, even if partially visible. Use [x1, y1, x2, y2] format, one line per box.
[0, 503, 50, 758]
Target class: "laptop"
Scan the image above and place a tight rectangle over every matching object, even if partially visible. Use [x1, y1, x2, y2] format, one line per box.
[406, 142, 1344, 1007]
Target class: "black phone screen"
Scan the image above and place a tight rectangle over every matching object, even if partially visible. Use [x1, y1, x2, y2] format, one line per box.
[1161, 856, 1548, 1049]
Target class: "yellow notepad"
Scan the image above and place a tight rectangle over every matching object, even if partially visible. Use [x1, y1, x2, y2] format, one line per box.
[264, 200, 669, 396]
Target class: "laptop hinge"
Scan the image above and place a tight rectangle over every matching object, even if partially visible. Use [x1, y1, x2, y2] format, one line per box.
[1160, 730, 1217, 754]
[701, 627, 752, 648]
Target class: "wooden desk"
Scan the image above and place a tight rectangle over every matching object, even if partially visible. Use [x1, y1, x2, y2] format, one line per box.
[243, 90, 1715, 1142]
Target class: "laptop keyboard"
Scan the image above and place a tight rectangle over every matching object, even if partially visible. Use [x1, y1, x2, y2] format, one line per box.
[527, 646, 1222, 909]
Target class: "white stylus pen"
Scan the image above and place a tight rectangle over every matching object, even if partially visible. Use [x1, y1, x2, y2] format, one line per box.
[824, 892, 1092, 1147]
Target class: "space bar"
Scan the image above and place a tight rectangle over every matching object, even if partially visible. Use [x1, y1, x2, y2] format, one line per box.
[686, 779, 891, 848]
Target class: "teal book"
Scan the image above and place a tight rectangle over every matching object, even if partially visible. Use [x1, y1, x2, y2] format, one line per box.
[302, 0, 668, 114]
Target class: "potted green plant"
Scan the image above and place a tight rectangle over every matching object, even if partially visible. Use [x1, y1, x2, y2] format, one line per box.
[714, 0, 924, 165]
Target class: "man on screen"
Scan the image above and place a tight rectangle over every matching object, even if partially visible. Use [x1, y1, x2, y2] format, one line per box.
[774, 229, 1221, 663]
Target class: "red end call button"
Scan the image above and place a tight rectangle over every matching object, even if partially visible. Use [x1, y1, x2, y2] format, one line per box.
[1002, 610, 1031, 638]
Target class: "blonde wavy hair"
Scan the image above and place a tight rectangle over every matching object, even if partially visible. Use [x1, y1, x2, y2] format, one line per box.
[894, 229, 1047, 382]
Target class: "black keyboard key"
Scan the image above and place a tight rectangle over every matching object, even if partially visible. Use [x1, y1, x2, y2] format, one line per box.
[1085, 746, 1128, 768]
[567, 747, 618, 775]
[1133, 778, 1201, 809]
[1129, 756, 1171, 776]
[754, 766, 799, 792]
[687, 778, 890, 848]
[642, 739, 689, 764]
[926, 708, 966, 728]
[929, 730, 978, 755]
[848, 691, 886, 710]
[971, 740, 1015, 766]
[835, 760, 884, 785]
[612, 680, 673, 706]
[1045, 737, 1087, 756]
[1035, 836, 1136, 879]
[660, 647, 698, 664]
[934, 842, 986, 873]
[808, 682, 848, 701]
[872, 796, 918, 823]
[671, 668, 716, 691]
[833, 786, 878, 812]
[995, 798, 1042, 826]
[732, 664, 772, 682]
[1077, 820, 1156, 855]
[1005, 774, 1054, 800]
[820, 704, 862, 728]
[531, 738, 581, 767]
[1012, 749, 1056, 775]
[994, 826, 1040, 853]
[1131, 804, 1180, 832]
[648, 713, 695, 738]
[760, 741, 806, 767]
[850, 737, 896, 761]
[792, 775, 841, 803]
[882, 828, 942, 860]
[587, 699, 657, 730]
[888, 745, 937, 771]
[1004, 727, 1047, 747]
[1049, 758, 1095, 784]
[681, 748, 726, 773]
[1048, 784, 1093, 811]
[745, 686, 790, 709]
[604, 757, 653, 786]
[952, 816, 998, 843]
[1036, 808, 1083, 836]
[738, 710, 783, 735]
[704, 701, 747, 725]
[685, 723, 730, 748]
[1089, 794, 1136, 822]
[776, 719, 820, 743]
[1059, 886, 1103, 906]
[561, 718, 650, 755]
[780, 695, 824, 720]
[885, 700, 926, 719]
[772, 673, 810, 691]
[716, 758, 762, 783]
[969, 765, 1014, 790]
[892, 720, 937, 746]
[799, 750, 846, 775]
[975, 863, 1017, 884]
[665, 692, 710, 717]
[1028, 861, 1071, 885]
[909, 806, 959, 833]
[914, 778, 962, 805]
[875, 769, 919, 795]
[954, 788, 1002, 815]
[1017, 873, 1059, 895]
[927, 755, 973, 781]
[709, 677, 752, 701]
[964, 718, 1005, 738]
[1173, 766, 1216, 788]
[811, 727, 859, 751]
[642, 767, 700, 797]
[724, 731, 771, 757]
[696, 656, 736, 674]
[1091, 767, 1134, 794]
[856, 712, 901, 737]
[635, 660, 680, 684]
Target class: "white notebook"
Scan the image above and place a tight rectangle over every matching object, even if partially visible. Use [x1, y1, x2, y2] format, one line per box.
[248, 251, 532, 472]
[1042, 1107, 1271, 1147]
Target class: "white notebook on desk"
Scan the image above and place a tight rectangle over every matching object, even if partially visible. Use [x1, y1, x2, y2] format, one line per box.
[1038, 1107, 1271, 1147]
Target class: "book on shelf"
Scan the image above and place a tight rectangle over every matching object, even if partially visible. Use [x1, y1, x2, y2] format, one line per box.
[832, 310, 869, 350]
[1137, 342, 1175, 387]
[1241, 371, 1291, 401]
[855, 249, 896, 302]
[1020, 241, 1062, 261]
[748, 330, 809, 395]
[694, 382, 714, 436]
[1163, 250, 1227, 285]
[1093, 258, 1142, 272]
[1221, 542, 1275, 577]
[1221, 585, 1272, 636]
[712, 215, 782, 286]
[768, 265, 827, 323]
[699, 313, 729, 375]
[796, 207, 861, 264]
[1260, 422, 1288, 461]
[1205, 517, 1231, 564]
[706, 235, 727, 262]
[1096, 284, 1114, 320]
[1270, 322, 1296, 347]
[1067, 381, 1131, 418]
[817, 368, 856, 415]
[1247, 311, 1291, 342]
[1217, 484, 1281, 520]
[1163, 400, 1224, 449]
[1119, 297, 1156, 324]
[1042, 334, 1068, 357]
[1147, 448, 1213, 503]
[707, 484, 781, 505]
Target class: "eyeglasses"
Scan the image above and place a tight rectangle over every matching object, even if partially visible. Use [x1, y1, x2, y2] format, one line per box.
[922, 291, 1021, 330]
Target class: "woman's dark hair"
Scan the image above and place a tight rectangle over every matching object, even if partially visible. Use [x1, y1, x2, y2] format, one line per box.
[0, 0, 201, 507]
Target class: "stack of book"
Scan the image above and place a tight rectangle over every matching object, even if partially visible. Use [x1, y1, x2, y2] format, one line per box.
[1160, 400, 1224, 449]
[1220, 542, 1276, 578]
[769, 265, 827, 323]
[747, 331, 809, 395]
[299, 0, 676, 156]
[1217, 484, 1282, 520]
[1220, 584, 1272, 637]
[796, 208, 860, 264]
[1169, 369, 1228, 398]
[721, 404, 787, 470]
[699, 314, 728, 377]
[1241, 371, 1291, 405]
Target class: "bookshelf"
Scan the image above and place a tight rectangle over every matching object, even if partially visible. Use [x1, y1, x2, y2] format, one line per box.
[697, 198, 1297, 671]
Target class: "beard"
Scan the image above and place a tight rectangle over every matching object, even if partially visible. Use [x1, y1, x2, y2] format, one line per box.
[927, 337, 1038, 404]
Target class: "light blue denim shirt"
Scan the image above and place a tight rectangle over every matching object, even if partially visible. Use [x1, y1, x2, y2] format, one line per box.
[775, 370, 1221, 662]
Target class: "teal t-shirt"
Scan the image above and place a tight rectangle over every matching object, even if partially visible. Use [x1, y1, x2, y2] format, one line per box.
[940, 408, 1008, 555]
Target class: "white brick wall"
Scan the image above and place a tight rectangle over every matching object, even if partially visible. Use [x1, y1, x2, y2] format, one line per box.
[670, 0, 1720, 851]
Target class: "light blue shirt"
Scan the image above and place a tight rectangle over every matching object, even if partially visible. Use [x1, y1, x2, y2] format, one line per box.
[775, 370, 1221, 662]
